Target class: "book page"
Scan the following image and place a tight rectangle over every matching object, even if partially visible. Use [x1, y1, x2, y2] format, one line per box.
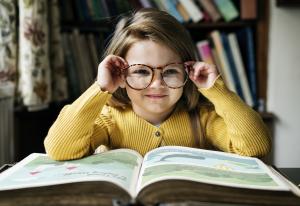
[136, 146, 290, 193]
[0, 149, 143, 197]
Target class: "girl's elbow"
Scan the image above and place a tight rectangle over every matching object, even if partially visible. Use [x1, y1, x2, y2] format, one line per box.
[44, 139, 66, 161]
[246, 135, 272, 158]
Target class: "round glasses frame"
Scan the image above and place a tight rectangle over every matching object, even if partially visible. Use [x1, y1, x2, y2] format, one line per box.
[123, 62, 190, 90]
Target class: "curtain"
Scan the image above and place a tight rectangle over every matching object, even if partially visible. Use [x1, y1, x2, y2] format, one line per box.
[18, 0, 51, 110]
[0, 0, 17, 83]
[0, 0, 17, 164]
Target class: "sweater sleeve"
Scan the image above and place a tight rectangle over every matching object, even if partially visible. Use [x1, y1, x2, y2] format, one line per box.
[44, 82, 112, 160]
[199, 76, 271, 157]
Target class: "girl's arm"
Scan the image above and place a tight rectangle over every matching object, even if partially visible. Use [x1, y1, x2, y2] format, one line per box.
[199, 76, 271, 157]
[45, 55, 128, 160]
[44, 83, 112, 160]
[187, 61, 270, 157]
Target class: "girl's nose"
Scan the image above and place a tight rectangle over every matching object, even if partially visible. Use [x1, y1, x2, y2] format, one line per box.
[149, 70, 165, 88]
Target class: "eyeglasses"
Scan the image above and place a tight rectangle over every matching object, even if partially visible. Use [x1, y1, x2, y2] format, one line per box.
[124, 63, 189, 90]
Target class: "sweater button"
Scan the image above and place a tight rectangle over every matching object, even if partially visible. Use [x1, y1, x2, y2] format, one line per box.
[155, 131, 161, 137]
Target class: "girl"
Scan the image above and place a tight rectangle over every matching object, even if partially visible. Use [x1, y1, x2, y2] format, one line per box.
[44, 9, 270, 160]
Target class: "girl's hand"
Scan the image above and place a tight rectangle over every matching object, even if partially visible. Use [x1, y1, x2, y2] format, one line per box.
[186, 61, 219, 89]
[97, 55, 128, 93]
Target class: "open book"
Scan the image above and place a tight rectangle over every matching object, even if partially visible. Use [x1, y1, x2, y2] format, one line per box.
[0, 146, 300, 206]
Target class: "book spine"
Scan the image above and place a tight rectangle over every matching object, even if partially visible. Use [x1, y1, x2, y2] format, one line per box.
[59, 0, 75, 22]
[85, 0, 96, 20]
[178, 0, 203, 22]
[176, 1, 191, 22]
[240, 0, 257, 20]
[91, 0, 102, 20]
[74, 0, 84, 22]
[87, 34, 100, 76]
[105, 0, 118, 16]
[79, 0, 91, 21]
[228, 33, 254, 107]
[235, 27, 257, 106]
[71, 30, 89, 92]
[163, 0, 184, 23]
[211, 47, 225, 78]
[139, 0, 153, 8]
[198, 0, 222, 22]
[152, 0, 167, 11]
[196, 40, 216, 65]
[210, 30, 236, 92]
[213, 0, 239, 22]
[99, 0, 110, 17]
[61, 33, 81, 98]
[245, 27, 257, 106]
[79, 34, 96, 87]
[221, 33, 244, 100]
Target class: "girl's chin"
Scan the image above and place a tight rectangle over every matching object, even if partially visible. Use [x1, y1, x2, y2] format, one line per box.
[144, 106, 174, 115]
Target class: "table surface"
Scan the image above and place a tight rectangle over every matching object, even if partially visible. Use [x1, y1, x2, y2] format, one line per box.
[277, 168, 300, 187]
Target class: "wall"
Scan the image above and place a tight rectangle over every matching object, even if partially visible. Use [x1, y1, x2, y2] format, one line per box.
[267, 1, 300, 167]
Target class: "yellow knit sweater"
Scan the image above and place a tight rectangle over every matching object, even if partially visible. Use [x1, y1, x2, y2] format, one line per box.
[44, 77, 271, 160]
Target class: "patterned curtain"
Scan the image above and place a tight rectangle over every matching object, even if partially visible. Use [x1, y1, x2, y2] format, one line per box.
[0, 0, 17, 164]
[0, 0, 17, 83]
[49, 0, 68, 102]
[18, 0, 51, 110]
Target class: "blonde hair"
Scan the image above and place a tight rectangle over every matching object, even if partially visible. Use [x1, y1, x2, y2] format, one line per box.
[104, 8, 206, 112]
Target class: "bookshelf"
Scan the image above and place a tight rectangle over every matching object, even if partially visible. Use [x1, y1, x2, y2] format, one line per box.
[14, 0, 274, 161]
[60, 0, 270, 107]
[276, 0, 300, 7]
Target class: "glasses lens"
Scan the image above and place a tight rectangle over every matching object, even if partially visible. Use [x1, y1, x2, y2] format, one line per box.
[162, 63, 188, 88]
[126, 65, 153, 89]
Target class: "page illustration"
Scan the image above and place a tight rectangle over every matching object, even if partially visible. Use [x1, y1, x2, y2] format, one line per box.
[137, 146, 288, 191]
[0, 150, 142, 194]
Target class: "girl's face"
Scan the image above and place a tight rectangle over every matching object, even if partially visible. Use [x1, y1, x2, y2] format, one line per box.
[124, 40, 183, 125]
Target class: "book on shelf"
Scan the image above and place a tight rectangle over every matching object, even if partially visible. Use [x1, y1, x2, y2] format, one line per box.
[227, 32, 254, 107]
[197, 0, 222, 22]
[211, 47, 225, 78]
[240, 0, 257, 20]
[221, 32, 245, 100]
[61, 33, 81, 99]
[178, 0, 203, 22]
[162, 0, 185, 23]
[196, 40, 216, 65]
[139, 0, 153, 8]
[176, 1, 191, 22]
[59, 0, 75, 22]
[1, 146, 300, 206]
[213, 0, 239, 22]
[236, 27, 257, 106]
[105, 0, 119, 17]
[210, 30, 237, 93]
[152, 0, 167, 11]
[71, 30, 90, 92]
[86, 33, 100, 74]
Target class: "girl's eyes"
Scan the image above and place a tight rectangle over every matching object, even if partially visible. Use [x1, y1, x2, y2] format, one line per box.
[163, 69, 180, 75]
[132, 68, 151, 75]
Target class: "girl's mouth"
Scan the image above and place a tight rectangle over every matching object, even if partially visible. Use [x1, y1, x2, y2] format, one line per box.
[145, 94, 167, 99]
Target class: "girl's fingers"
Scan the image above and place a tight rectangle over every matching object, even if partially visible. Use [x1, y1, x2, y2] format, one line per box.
[113, 56, 128, 69]
[105, 55, 128, 76]
[190, 62, 216, 75]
